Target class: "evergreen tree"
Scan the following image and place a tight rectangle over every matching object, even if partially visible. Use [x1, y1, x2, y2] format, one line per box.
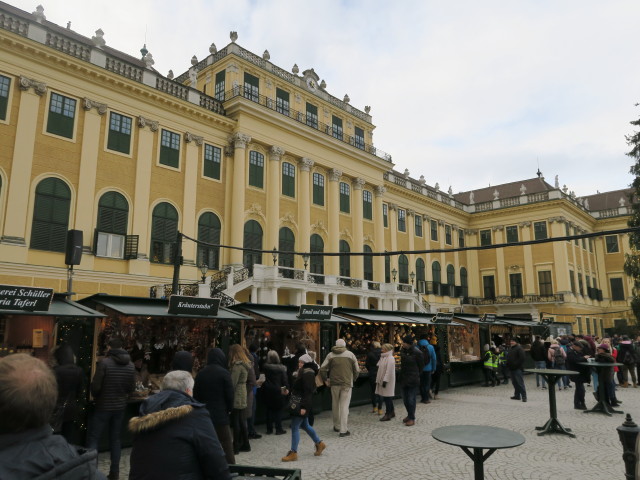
[623, 108, 640, 321]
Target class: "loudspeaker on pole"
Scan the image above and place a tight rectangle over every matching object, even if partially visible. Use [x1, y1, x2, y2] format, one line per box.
[64, 229, 83, 266]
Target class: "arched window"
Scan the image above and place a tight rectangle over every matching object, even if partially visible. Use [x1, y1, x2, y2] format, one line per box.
[363, 245, 373, 281]
[96, 191, 129, 258]
[310, 234, 324, 283]
[446, 264, 455, 297]
[31, 178, 71, 252]
[416, 258, 426, 293]
[339, 240, 351, 278]
[150, 202, 178, 264]
[398, 254, 409, 284]
[197, 212, 221, 270]
[432, 261, 441, 295]
[385, 254, 390, 283]
[460, 267, 468, 298]
[243, 220, 263, 272]
[282, 162, 295, 197]
[279, 227, 295, 278]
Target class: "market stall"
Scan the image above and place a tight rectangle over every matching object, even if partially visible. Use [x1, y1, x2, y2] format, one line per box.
[447, 314, 492, 387]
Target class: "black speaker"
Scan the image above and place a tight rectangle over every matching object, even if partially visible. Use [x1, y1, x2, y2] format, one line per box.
[64, 229, 83, 265]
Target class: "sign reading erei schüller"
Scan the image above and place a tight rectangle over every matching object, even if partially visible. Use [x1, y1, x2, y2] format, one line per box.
[298, 304, 333, 320]
[168, 296, 220, 316]
[0, 285, 54, 312]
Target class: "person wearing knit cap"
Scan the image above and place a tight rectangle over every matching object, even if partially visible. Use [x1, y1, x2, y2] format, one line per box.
[565, 341, 590, 410]
[319, 339, 360, 436]
[399, 336, 424, 426]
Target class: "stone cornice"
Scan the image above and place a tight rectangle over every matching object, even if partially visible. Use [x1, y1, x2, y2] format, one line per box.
[231, 132, 251, 149]
[269, 145, 285, 160]
[328, 168, 342, 182]
[137, 115, 158, 132]
[353, 177, 365, 190]
[83, 97, 107, 115]
[184, 132, 204, 146]
[298, 157, 314, 171]
[374, 185, 386, 197]
[19, 75, 47, 95]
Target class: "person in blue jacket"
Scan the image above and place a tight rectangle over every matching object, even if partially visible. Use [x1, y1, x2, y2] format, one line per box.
[418, 336, 437, 404]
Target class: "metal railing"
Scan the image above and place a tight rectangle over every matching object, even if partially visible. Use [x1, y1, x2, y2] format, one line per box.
[150, 282, 199, 298]
[466, 293, 565, 305]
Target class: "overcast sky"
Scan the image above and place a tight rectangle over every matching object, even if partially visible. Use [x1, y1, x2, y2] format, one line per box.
[9, 0, 640, 196]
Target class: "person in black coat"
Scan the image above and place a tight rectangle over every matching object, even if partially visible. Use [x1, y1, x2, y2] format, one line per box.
[193, 348, 235, 465]
[260, 350, 289, 435]
[566, 341, 590, 410]
[129, 370, 231, 480]
[399, 336, 424, 426]
[365, 341, 382, 414]
[506, 338, 527, 402]
[170, 350, 194, 373]
[53, 343, 84, 443]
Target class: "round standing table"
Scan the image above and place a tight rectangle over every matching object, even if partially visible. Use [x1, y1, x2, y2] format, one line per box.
[524, 368, 578, 437]
[432, 425, 525, 480]
[579, 361, 624, 416]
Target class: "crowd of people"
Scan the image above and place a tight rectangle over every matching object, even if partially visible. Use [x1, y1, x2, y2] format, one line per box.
[1, 331, 638, 479]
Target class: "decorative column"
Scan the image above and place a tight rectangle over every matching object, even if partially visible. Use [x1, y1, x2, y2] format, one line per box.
[182, 132, 203, 266]
[1, 77, 47, 258]
[327, 168, 342, 275]
[128, 116, 158, 274]
[373, 186, 386, 282]
[493, 225, 506, 296]
[352, 177, 365, 279]
[407, 209, 416, 273]
[229, 133, 251, 266]
[388, 204, 399, 274]
[266, 146, 284, 254]
[520, 222, 535, 294]
[298, 158, 314, 267]
[549, 217, 571, 293]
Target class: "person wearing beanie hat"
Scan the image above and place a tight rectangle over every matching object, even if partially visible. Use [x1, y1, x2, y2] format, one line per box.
[566, 341, 590, 410]
[506, 338, 527, 402]
[399, 335, 425, 426]
[319, 339, 360, 436]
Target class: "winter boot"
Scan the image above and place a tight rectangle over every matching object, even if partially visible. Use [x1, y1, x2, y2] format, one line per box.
[314, 441, 326, 456]
[282, 451, 298, 462]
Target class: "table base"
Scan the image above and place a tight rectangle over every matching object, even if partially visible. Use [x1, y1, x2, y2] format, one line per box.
[535, 417, 575, 438]
[583, 400, 623, 417]
[461, 447, 496, 480]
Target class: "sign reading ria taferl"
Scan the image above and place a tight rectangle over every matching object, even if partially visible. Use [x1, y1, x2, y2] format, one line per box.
[0, 285, 54, 312]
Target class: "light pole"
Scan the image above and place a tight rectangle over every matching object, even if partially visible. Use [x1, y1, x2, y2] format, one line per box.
[199, 263, 208, 284]
[392, 268, 397, 282]
[410, 271, 415, 289]
[302, 253, 310, 270]
[272, 247, 278, 266]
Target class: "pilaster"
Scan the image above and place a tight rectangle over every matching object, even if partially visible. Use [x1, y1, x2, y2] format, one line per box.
[229, 133, 251, 265]
[297, 158, 314, 264]
[266, 146, 284, 253]
[326, 169, 342, 275]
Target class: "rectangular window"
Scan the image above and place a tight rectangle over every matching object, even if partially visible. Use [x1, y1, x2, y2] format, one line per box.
[47, 92, 76, 138]
[0, 74, 10, 121]
[339, 182, 350, 213]
[610, 278, 625, 301]
[569, 269, 576, 294]
[534, 221, 548, 240]
[415, 215, 423, 237]
[565, 223, 571, 240]
[159, 129, 180, 168]
[574, 227, 579, 246]
[383, 204, 388, 228]
[214, 70, 225, 101]
[282, 162, 295, 197]
[458, 228, 465, 247]
[506, 225, 518, 244]
[483, 275, 496, 300]
[312, 173, 324, 206]
[306, 102, 318, 128]
[581, 237, 586, 249]
[578, 272, 584, 296]
[107, 112, 132, 154]
[96, 232, 125, 258]
[589, 238, 594, 252]
[397, 209, 406, 232]
[332, 115, 343, 140]
[431, 220, 438, 241]
[445, 225, 452, 245]
[243, 72, 259, 102]
[605, 235, 619, 253]
[509, 273, 523, 298]
[248, 151, 264, 188]
[538, 270, 553, 296]
[276, 88, 290, 116]
[363, 190, 373, 220]
[203, 144, 221, 180]
[480, 229, 492, 246]
[354, 126, 365, 150]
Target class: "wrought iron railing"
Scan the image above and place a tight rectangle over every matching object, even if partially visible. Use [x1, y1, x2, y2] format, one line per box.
[466, 294, 565, 305]
[149, 282, 199, 298]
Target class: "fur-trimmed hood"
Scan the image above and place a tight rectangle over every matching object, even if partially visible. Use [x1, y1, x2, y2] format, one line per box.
[129, 389, 204, 435]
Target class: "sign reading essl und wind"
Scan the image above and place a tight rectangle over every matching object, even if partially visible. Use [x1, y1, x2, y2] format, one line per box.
[298, 304, 333, 320]
[168, 296, 220, 316]
[0, 285, 54, 312]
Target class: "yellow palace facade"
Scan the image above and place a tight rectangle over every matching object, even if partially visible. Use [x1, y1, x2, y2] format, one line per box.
[0, 2, 634, 335]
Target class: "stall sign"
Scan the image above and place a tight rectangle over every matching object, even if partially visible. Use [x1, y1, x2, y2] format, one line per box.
[434, 312, 454, 323]
[480, 313, 497, 323]
[298, 304, 333, 320]
[0, 285, 54, 312]
[168, 296, 220, 316]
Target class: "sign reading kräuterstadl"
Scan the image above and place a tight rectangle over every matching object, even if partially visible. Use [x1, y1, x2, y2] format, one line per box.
[298, 304, 333, 320]
[0, 285, 54, 312]
[168, 296, 220, 316]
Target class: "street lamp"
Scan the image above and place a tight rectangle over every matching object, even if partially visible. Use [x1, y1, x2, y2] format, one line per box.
[410, 271, 415, 285]
[302, 253, 310, 270]
[272, 247, 278, 266]
[391, 268, 397, 282]
[199, 263, 208, 284]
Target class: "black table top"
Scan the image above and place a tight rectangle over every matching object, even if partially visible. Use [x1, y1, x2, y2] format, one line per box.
[525, 368, 578, 375]
[579, 361, 624, 368]
[432, 425, 526, 450]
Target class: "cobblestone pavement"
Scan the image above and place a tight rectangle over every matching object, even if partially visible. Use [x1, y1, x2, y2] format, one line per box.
[100, 375, 637, 479]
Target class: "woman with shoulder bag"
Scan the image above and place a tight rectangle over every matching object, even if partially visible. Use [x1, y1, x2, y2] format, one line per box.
[281, 354, 326, 462]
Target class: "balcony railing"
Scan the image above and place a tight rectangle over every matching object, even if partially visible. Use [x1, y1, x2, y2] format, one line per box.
[150, 282, 199, 298]
[223, 86, 392, 163]
[465, 294, 565, 305]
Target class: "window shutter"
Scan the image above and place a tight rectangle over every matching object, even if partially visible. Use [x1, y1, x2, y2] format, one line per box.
[92, 228, 99, 254]
[124, 235, 139, 259]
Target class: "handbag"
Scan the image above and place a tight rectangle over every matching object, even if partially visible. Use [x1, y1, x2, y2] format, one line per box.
[50, 401, 67, 433]
[315, 373, 325, 389]
[287, 394, 303, 416]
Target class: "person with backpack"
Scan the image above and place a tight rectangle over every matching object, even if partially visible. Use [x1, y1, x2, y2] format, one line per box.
[417, 337, 436, 404]
[547, 339, 567, 391]
[618, 335, 637, 387]
[400, 336, 425, 426]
